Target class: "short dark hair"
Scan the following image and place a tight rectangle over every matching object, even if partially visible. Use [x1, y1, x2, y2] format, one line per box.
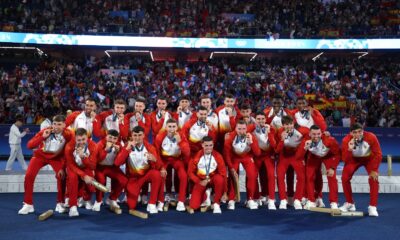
[86, 97, 97, 104]
[179, 95, 191, 102]
[135, 97, 146, 104]
[273, 94, 283, 100]
[224, 93, 235, 99]
[255, 111, 266, 117]
[132, 126, 145, 133]
[239, 103, 251, 110]
[198, 106, 208, 111]
[202, 136, 213, 143]
[114, 99, 126, 106]
[236, 119, 247, 126]
[296, 96, 306, 102]
[166, 118, 178, 125]
[200, 95, 211, 101]
[53, 115, 66, 122]
[310, 125, 320, 131]
[107, 129, 119, 137]
[157, 96, 168, 102]
[75, 128, 87, 136]
[281, 115, 294, 125]
[15, 114, 24, 122]
[350, 123, 363, 131]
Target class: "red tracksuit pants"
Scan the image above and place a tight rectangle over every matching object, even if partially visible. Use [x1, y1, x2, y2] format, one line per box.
[189, 174, 225, 210]
[158, 158, 187, 202]
[254, 155, 276, 200]
[228, 156, 257, 201]
[342, 159, 379, 206]
[24, 157, 66, 205]
[276, 154, 305, 201]
[126, 169, 162, 210]
[95, 165, 128, 202]
[67, 168, 95, 207]
[306, 157, 338, 203]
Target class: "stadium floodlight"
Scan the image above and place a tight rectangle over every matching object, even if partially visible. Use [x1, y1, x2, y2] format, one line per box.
[209, 51, 257, 61]
[353, 51, 368, 59]
[104, 50, 154, 61]
[312, 52, 324, 62]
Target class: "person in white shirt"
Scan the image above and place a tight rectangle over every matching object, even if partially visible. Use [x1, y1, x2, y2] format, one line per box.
[5, 115, 30, 171]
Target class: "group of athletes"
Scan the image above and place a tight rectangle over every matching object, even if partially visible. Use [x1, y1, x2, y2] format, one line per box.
[17, 93, 382, 217]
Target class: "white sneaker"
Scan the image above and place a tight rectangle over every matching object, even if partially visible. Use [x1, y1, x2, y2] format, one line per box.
[157, 202, 164, 212]
[18, 203, 34, 215]
[304, 201, 316, 210]
[330, 202, 338, 209]
[316, 198, 325, 208]
[141, 195, 148, 205]
[147, 204, 158, 214]
[287, 197, 294, 206]
[279, 199, 288, 209]
[55, 203, 67, 213]
[84, 201, 93, 210]
[105, 198, 111, 205]
[92, 201, 102, 212]
[301, 197, 308, 206]
[69, 206, 79, 217]
[64, 198, 70, 208]
[176, 201, 186, 212]
[267, 199, 276, 210]
[246, 200, 258, 210]
[260, 196, 268, 206]
[368, 206, 379, 217]
[294, 199, 303, 210]
[213, 203, 222, 214]
[257, 199, 263, 207]
[339, 202, 356, 212]
[77, 197, 84, 208]
[227, 200, 235, 210]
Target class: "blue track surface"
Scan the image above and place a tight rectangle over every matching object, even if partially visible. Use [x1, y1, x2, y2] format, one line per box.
[0, 193, 399, 240]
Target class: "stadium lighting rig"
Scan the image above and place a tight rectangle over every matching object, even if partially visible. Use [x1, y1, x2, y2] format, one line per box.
[0, 46, 47, 56]
[353, 51, 368, 59]
[312, 52, 324, 62]
[209, 51, 258, 61]
[104, 50, 154, 61]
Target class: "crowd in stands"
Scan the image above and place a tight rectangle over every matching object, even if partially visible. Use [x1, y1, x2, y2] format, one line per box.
[1, 0, 399, 38]
[1, 54, 399, 127]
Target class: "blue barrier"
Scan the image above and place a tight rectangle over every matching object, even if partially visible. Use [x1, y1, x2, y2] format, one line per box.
[0, 125, 399, 157]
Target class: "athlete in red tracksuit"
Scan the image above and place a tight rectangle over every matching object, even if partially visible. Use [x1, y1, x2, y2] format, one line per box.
[125, 97, 151, 137]
[199, 95, 219, 131]
[291, 96, 328, 205]
[224, 119, 261, 210]
[65, 98, 97, 136]
[172, 95, 194, 129]
[296, 125, 340, 209]
[154, 119, 191, 211]
[340, 123, 382, 217]
[215, 94, 240, 150]
[188, 136, 227, 213]
[64, 128, 97, 217]
[275, 115, 309, 210]
[114, 126, 162, 214]
[18, 115, 73, 215]
[182, 106, 218, 155]
[264, 95, 296, 204]
[150, 96, 173, 136]
[93, 99, 130, 141]
[252, 111, 277, 209]
[93, 129, 128, 212]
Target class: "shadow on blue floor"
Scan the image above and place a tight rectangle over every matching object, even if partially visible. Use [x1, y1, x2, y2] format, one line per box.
[0, 193, 399, 240]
